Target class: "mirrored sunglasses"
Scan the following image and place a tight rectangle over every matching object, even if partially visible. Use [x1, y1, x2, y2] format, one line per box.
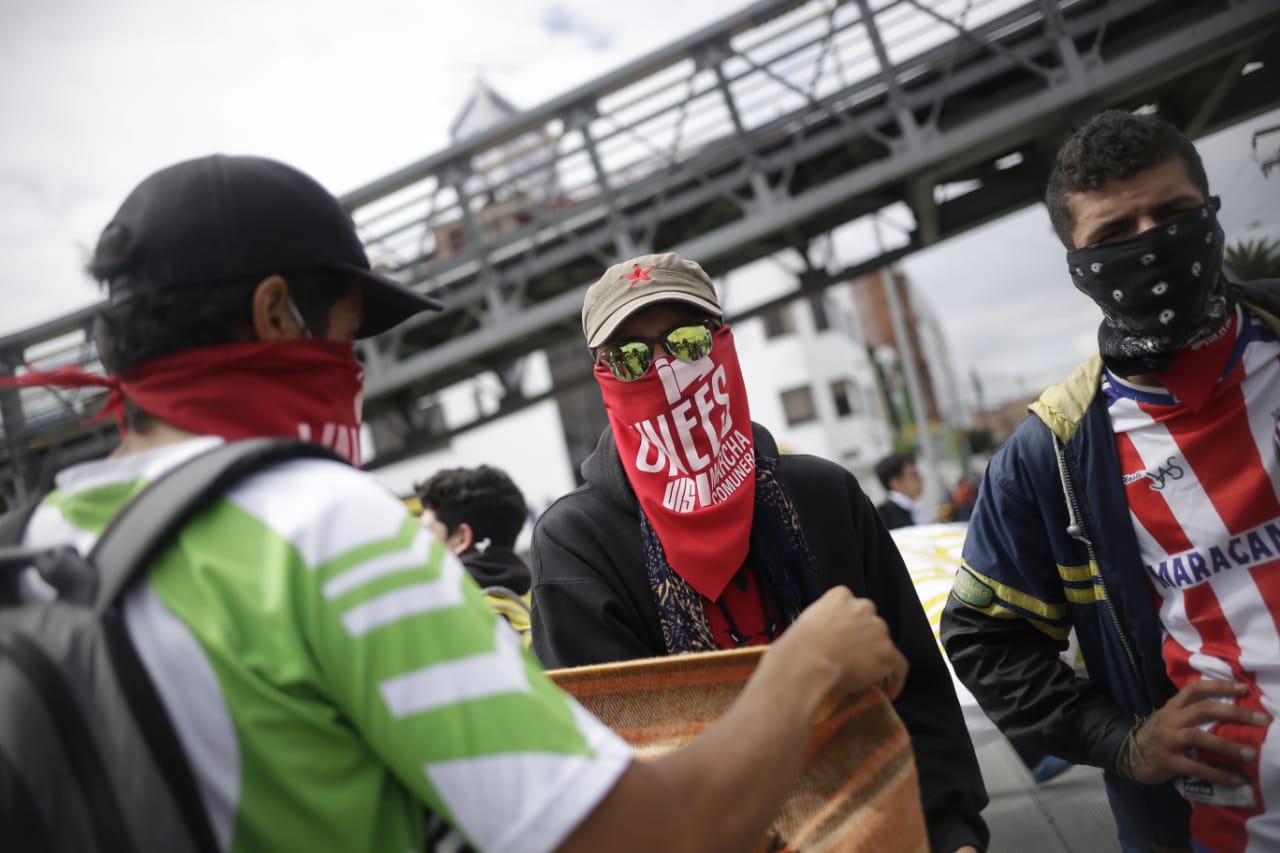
[598, 322, 715, 382]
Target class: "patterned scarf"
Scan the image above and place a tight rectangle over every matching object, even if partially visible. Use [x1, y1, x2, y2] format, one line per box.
[641, 449, 822, 654]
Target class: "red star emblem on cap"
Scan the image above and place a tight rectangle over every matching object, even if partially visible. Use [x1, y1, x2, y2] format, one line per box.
[621, 264, 655, 286]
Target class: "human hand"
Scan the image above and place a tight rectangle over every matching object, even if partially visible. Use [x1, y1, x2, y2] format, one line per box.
[776, 586, 908, 701]
[1117, 679, 1268, 786]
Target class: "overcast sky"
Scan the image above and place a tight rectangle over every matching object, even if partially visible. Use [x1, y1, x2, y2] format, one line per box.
[3, 1, 1278, 404]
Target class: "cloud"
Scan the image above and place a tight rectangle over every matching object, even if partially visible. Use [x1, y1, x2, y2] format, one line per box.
[537, 3, 622, 50]
[543, 5, 575, 35]
[540, 4, 617, 50]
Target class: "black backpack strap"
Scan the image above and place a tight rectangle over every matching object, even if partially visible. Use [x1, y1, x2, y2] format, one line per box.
[0, 497, 42, 546]
[0, 745, 54, 852]
[99, 612, 214, 853]
[90, 437, 344, 611]
[0, 498, 45, 604]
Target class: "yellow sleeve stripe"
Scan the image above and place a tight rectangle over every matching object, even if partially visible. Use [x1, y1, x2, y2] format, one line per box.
[1064, 582, 1108, 605]
[1056, 561, 1108, 604]
[997, 605, 1072, 641]
[955, 597, 1072, 641]
[1056, 562, 1094, 583]
[958, 561, 1069, 622]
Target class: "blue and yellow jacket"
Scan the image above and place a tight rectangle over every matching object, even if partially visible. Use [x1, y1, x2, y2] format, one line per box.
[942, 279, 1280, 849]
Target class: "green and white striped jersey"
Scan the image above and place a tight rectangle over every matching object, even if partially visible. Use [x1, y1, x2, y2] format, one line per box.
[24, 437, 632, 852]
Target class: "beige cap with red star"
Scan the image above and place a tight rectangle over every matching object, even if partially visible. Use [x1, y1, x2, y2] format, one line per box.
[581, 252, 724, 348]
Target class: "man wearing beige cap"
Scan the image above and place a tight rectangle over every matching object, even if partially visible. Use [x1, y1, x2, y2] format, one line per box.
[530, 252, 989, 853]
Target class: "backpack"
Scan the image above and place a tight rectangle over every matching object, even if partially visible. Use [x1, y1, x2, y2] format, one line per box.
[0, 438, 342, 853]
[481, 586, 532, 648]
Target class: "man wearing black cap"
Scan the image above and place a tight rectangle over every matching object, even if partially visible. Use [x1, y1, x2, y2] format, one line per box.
[75, 154, 443, 465]
[529, 252, 989, 853]
[10, 156, 917, 852]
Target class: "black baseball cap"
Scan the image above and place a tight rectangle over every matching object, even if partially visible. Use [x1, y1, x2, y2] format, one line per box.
[93, 154, 442, 337]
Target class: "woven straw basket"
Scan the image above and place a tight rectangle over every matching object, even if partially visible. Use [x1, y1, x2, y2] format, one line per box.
[549, 646, 928, 853]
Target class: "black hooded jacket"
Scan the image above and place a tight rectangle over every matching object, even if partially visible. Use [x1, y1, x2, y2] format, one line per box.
[530, 422, 989, 853]
[459, 546, 530, 596]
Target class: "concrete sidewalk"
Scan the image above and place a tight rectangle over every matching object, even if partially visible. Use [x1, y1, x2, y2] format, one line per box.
[975, 736, 1121, 853]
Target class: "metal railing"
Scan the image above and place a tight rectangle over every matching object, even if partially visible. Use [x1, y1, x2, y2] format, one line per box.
[3, 0, 1278, 500]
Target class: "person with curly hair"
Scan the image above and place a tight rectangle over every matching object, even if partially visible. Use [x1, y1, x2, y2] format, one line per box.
[943, 109, 1280, 853]
[417, 465, 534, 644]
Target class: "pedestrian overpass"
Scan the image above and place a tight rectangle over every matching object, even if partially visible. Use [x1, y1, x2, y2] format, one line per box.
[2, 0, 1278, 504]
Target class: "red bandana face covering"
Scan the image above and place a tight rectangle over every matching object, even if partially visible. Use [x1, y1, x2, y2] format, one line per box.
[596, 325, 756, 600]
[5, 340, 366, 465]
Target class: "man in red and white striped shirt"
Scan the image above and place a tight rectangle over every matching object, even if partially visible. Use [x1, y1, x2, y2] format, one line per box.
[1107, 300, 1280, 851]
[943, 109, 1280, 853]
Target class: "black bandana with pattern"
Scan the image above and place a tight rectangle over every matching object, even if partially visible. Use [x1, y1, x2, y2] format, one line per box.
[1067, 196, 1231, 375]
[639, 449, 821, 654]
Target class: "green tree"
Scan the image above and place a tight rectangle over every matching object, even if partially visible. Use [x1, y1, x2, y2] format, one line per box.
[1225, 237, 1280, 280]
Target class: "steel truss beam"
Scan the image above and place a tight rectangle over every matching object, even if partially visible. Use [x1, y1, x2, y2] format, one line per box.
[3, 0, 1279, 495]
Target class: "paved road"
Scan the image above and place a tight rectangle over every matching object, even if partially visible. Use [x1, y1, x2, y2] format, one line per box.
[975, 736, 1121, 853]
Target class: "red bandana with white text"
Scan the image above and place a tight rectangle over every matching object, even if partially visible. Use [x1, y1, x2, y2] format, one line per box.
[4, 340, 365, 465]
[596, 326, 756, 600]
